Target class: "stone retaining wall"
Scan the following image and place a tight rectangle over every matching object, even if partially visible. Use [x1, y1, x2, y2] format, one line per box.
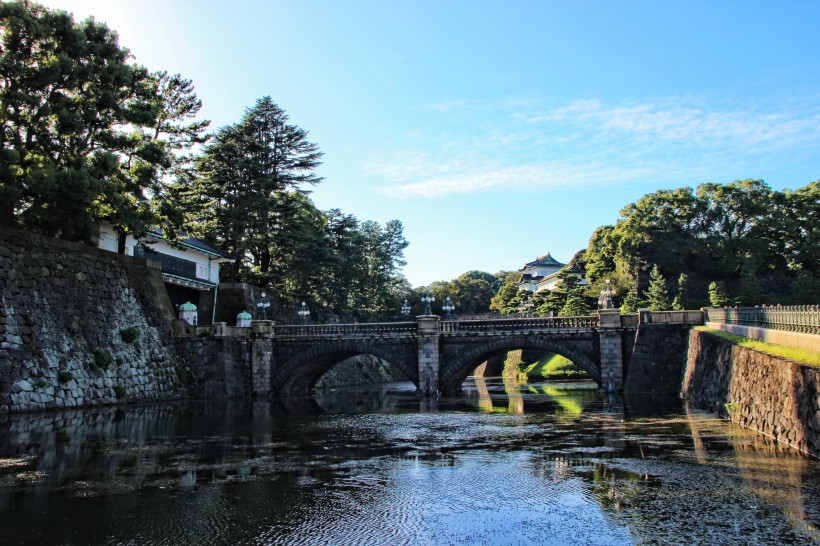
[682, 329, 820, 458]
[0, 225, 184, 412]
[623, 324, 692, 394]
[177, 337, 251, 399]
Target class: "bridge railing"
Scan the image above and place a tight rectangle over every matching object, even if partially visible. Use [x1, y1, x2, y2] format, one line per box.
[639, 310, 704, 325]
[440, 315, 598, 333]
[272, 321, 417, 337]
[704, 305, 819, 335]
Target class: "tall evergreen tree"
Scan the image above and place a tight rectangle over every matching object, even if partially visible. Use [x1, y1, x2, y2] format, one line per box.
[646, 265, 672, 311]
[708, 281, 731, 307]
[672, 273, 689, 310]
[189, 97, 323, 284]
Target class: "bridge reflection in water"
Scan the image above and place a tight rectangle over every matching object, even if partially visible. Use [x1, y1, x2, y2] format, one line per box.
[1, 382, 818, 544]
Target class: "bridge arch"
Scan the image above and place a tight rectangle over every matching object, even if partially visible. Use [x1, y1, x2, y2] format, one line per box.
[440, 335, 600, 394]
[272, 339, 418, 395]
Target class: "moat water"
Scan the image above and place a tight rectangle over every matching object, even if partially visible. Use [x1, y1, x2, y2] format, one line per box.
[1, 378, 819, 545]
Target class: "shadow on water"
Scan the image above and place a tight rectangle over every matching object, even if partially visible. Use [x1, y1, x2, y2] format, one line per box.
[0, 381, 818, 545]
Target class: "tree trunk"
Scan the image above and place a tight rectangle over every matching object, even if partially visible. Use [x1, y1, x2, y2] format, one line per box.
[117, 227, 127, 254]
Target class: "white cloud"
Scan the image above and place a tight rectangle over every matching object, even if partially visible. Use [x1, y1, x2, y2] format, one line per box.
[377, 164, 656, 198]
[368, 95, 820, 198]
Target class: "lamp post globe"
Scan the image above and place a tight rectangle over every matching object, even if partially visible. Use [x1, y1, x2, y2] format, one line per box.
[255, 291, 271, 320]
[420, 288, 435, 316]
[298, 301, 310, 325]
[442, 296, 455, 320]
[401, 299, 411, 318]
[598, 278, 615, 310]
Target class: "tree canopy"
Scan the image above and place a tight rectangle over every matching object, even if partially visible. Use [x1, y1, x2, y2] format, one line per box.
[583, 179, 820, 306]
[0, 2, 207, 245]
[1, 2, 412, 321]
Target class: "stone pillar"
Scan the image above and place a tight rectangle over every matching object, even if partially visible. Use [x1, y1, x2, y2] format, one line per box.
[416, 315, 441, 396]
[251, 320, 275, 397]
[597, 309, 624, 392]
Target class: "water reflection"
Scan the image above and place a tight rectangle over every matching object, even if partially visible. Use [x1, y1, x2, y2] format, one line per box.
[0, 381, 818, 545]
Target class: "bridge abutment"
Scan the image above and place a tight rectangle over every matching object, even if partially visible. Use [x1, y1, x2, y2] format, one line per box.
[597, 309, 624, 392]
[417, 315, 441, 396]
[251, 321, 275, 396]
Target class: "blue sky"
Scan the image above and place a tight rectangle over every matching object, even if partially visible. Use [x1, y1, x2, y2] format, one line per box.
[40, 0, 820, 286]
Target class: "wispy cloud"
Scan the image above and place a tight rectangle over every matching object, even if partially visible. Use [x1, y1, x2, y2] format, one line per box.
[379, 163, 655, 198]
[370, 95, 820, 198]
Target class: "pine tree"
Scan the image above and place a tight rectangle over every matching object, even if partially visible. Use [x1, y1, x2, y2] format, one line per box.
[708, 281, 731, 307]
[646, 265, 672, 310]
[620, 292, 646, 314]
[0, 2, 186, 241]
[672, 273, 689, 310]
[559, 290, 593, 316]
[188, 97, 323, 285]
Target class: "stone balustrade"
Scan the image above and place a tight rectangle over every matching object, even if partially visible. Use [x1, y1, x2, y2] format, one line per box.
[440, 315, 599, 334]
[273, 322, 417, 339]
[171, 311, 710, 340]
[639, 310, 704, 325]
[705, 305, 819, 335]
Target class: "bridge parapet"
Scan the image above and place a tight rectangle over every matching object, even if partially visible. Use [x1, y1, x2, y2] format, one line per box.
[638, 310, 704, 325]
[272, 321, 417, 339]
[704, 305, 818, 334]
[440, 316, 598, 334]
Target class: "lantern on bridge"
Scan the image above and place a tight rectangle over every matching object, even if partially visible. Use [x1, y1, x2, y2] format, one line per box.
[236, 311, 252, 327]
[598, 279, 615, 310]
[178, 301, 198, 326]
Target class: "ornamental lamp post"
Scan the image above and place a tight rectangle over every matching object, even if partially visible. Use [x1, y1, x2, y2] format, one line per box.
[598, 278, 615, 310]
[401, 299, 411, 318]
[442, 296, 455, 320]
[420, 288, 435, 316]
[256, 291, 271, 320]
[298, 301, 310, 324]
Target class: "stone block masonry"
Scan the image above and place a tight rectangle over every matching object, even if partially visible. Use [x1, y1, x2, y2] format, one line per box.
[682, 329, 820, 458]
[623, 324, 693, 395]
[0, 225, 184, 412]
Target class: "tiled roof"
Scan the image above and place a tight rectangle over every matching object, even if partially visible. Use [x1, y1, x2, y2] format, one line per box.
[525, 252, 564, 268]
[148, 229, 233, 259]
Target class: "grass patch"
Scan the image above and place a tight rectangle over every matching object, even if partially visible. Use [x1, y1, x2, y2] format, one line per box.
[57, 371, 73, 384]
[112, 385, 126, 399]
[522, 353, 590, 380]
[695, 326, 820, 366]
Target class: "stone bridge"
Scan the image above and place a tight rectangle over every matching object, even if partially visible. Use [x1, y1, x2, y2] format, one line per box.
[177, 309, 704, 397]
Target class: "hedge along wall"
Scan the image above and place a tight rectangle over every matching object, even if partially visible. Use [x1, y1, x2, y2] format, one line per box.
[0, 225, 184, 413]
[682, 329, 820, 458]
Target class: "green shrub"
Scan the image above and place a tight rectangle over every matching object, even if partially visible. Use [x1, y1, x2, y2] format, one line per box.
[175, 366, 189, 384]
[724, 402, 741, 415]
[57, 371, 73, 384]
[34, 380, 47, 389]
[119, 327, 139, 344]
[91, 348, 112, 370]
[112, 385, 126, 399]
